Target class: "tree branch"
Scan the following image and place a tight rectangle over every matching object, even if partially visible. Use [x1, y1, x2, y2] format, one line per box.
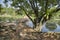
[29, 0, 38, 17]
[38, 0, 48, 23]
[20, 6, 34, 25]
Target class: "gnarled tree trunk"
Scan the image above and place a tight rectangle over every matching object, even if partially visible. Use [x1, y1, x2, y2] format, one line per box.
[34, 22, 43, 32]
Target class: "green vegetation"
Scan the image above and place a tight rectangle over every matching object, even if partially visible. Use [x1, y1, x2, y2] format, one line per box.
[10, 0, 60, 31]
[0, 0, 60, 40]
[0, 7, 25, 22]
[0, 0, 60, 32]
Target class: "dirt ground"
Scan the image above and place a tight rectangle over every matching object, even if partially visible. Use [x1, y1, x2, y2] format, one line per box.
[0, 27, 60, 40]
[0, 31, 60, 40]
[0, 22, 60, 40]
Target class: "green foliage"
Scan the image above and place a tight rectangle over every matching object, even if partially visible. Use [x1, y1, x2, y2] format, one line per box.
[3, 0, 60, 31]
[0, 4, 3, 13]
[0, 7, 16, 15]
[0, 15, 24, 22]
[0, 7, 24, 22]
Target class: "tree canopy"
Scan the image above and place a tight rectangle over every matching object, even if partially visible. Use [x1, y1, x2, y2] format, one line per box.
[3, 0, 60, 31]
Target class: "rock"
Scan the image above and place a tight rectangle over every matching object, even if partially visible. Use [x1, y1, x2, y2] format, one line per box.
[16, 18, 34, 28]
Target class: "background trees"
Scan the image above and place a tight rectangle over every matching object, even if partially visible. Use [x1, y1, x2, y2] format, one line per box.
[0, 4, 3, 14]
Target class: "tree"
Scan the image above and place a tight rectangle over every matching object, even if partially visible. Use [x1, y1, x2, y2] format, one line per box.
[6, 0, 60, 32]
[0, 4, 3, 14]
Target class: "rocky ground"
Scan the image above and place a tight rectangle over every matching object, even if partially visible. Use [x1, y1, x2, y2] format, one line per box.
[0, 30, 60, 40]
[0, 20, 60, 40]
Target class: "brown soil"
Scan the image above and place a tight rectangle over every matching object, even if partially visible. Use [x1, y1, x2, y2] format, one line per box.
[0, 22, 60, 40]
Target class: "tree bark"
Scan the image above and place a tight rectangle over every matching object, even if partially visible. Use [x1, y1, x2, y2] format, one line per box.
[34, 22, 43, 32]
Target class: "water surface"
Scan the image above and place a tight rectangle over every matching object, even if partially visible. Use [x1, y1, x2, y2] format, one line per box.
[42, 23, 60, 32]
